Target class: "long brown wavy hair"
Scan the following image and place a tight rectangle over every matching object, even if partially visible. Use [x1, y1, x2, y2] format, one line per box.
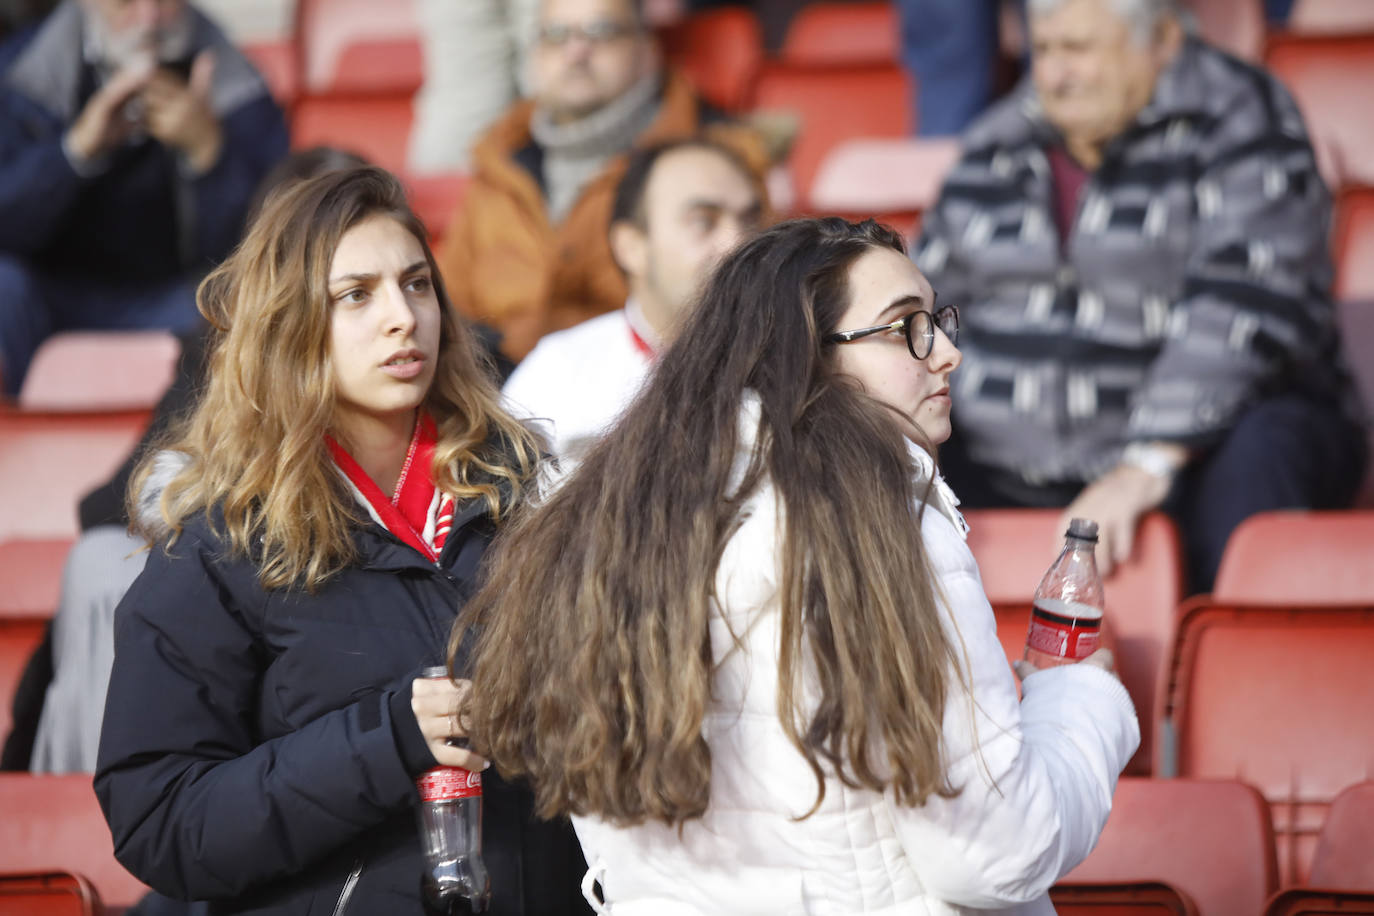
[456, 218, 958, 826]
[131, 167, 540, 590]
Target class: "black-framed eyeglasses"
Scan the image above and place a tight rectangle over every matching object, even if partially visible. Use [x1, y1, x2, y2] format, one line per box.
[825, 305, 959, 360]
[537, 19, 640, 47]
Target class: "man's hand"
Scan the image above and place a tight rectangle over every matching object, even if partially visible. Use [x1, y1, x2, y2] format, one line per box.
[65, 59, 156, 163]
[142, 50, 222, 174]
[1059, 463, 1173, 578]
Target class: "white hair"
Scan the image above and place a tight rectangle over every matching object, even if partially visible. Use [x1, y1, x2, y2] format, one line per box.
[1026, 0, 1185, 45]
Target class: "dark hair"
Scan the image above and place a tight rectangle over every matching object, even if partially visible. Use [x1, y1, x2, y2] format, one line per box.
[458, 217, 958, 826]
[609, 136, 755, 230]
[245, 146, 371, 225]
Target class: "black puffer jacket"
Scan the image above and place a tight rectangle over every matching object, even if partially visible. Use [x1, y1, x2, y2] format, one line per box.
[95, 493, 588, 916]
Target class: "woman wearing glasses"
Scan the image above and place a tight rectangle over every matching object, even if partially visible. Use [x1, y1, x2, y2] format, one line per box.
[457, 218, 1139, 914]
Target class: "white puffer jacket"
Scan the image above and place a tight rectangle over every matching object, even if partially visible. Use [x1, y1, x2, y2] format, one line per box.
[571, 395, 1140, 914]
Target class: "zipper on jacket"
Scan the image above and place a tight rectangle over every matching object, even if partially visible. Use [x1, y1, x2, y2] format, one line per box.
[332, 858, 364, 916]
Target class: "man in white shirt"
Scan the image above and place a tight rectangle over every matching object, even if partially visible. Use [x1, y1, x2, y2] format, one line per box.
[503, 136, 764, 462]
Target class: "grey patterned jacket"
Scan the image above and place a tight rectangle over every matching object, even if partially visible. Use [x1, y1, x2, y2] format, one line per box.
[916, 37, 1356, 486]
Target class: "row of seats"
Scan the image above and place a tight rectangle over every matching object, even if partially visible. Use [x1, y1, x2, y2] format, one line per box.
[2, 773, 1370, 915]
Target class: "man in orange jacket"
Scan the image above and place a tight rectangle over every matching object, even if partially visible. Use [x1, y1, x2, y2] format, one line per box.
[437, 0, 767, 362]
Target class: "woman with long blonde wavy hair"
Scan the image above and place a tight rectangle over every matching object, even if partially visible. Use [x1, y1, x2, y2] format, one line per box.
[94, 166, 590, 916]
[458, 218, 1140, 915]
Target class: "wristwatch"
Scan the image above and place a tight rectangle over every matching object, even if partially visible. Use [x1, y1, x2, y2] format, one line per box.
[1120, 441, 1186, 482]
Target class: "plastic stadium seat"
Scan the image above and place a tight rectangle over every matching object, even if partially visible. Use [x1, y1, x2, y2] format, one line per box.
[0, 774, 148, 910]
[780, 2, 899, 67]
[1212, 511, 1374, 604]
[0, 411, 147, 542]
[404, 172, 470, 242]
[660, 8, 764, 113]
[964, 509, 1183, 775]
[297, 0, 422, 95]
[0, 538, 70, 618]
[1265, 889, 1374, 916]
[1289, 0, 1374, 33]
[17, 331, 179, 414]
[242, 39, 301, 108]
[292, 94, 415, 177]
[1334, 186, 1374, 302]
[750, 63, 912, 209]
[1049, 881, 1197, 915]
[1266, 34, 1374, 188]
[0, 617, 45, 758]
[1309, 782, 1374, 889]
[1160, 603, 1374, 884]
[1184, 0, 1267, 61]
[1063, 777, 1278, 916]
[0, 872, 99, 916]
[809, 137, 960, 234]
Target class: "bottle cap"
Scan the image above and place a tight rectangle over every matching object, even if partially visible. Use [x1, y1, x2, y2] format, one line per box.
[1066, 518, 1099, 542]
[420, 665, 449, 679]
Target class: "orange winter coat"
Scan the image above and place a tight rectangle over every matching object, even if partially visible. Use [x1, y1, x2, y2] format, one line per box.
[437, 72, 767, 361]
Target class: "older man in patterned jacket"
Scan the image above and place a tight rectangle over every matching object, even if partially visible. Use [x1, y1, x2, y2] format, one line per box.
[916, 0, 1366, 590]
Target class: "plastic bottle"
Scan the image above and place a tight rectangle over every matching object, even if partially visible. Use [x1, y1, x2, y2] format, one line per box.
[1024, 518, 1105, 669]
[416, 666, 491, 914]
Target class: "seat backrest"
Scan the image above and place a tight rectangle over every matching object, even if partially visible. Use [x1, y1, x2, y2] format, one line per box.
[1063, 777, 1278, 915]
[1264, 889, 1374, 916]
[291, 95, 416, 177]
[0, 539, 70, 618]
[17, 331, 179, 414]
[297, 0, 422, 95]
[1183, 0, 1266, 61]
[780, 1, 898, 67]
[0, 872, 98, 916]
[964, 509, 1184, 775]
[1310, 781, 1374, 888]
[809, 136, 961, 217]
[1161, 603, 1374, 884]
[1334, 186, 1374, 302]
[1050, 881, 1197, 915]
[0, 774, 148, 910]
[661, 8, 763, 112]
[1212, 511, 1374, 604]
[1289, 0, 1374, 33]
[1265, 34, 1374, 188]
[749, 63, 911, 209]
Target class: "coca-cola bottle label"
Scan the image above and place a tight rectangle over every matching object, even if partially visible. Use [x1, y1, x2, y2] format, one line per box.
[1026, 598, 1102, 661]
[417, 766, 483, 802]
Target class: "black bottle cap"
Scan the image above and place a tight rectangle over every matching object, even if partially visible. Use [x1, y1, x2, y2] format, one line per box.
[1066, 518, 1100, 542]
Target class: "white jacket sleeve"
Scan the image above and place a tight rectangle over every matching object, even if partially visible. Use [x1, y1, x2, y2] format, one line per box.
[887, 514, 1140, 909]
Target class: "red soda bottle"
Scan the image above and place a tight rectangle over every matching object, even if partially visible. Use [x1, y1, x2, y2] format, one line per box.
[416, 666, 491, 914]
[1024, 518, 1105, 669]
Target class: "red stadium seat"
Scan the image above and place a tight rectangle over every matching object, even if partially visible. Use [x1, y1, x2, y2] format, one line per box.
[1050, 881, 1197, 915]
[1183, 0, 1267, 61]
[780, 1, 899, 67]
[1160, 602, 1374, 884]
[0, 410, 148, 542]
[750, 63, 912, 210]
[1213, 511, 1374, 604]
[0, 538, 70, 618]
[0, 774, 148, 911]
[296, 0, 422, 95]
[0, 872, 99, 916]
[1310, 782, 1374, 889]
[1334, 186, 1374, 302]
[17, 331, 179, 414]
[1266, 34, 1374, 188]
[1063, 777, 1278, 916]
[1264, 889, 1374, 916]
[404, 172, 470, 243]
[809, 137, 961, 238]
[1288, 0, 1374, 33]
[291, 94, 415, 177]
[964, 509, 1183, 775]
[242, 38, 301, 108]
[660, 8, 764, 113]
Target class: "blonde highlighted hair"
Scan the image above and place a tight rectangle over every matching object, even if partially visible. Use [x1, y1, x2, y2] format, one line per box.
[131, 166, 540, 590]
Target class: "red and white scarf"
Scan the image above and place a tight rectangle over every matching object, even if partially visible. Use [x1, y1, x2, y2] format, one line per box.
[326, 413, 455, 562]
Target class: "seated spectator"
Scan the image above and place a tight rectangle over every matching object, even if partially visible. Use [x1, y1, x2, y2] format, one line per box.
[0, 0, 287, 396]
[916, 0, 1367, 590]
[502, 136, 764, 463]
[437, 0, 768, 362]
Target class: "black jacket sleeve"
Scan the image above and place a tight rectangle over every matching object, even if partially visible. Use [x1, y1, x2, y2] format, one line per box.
[94, 529, 422, 901]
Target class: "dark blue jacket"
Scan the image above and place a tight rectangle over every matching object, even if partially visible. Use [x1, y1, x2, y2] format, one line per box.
[0, 2, 287, 282]
[94, 489, 589, 916]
